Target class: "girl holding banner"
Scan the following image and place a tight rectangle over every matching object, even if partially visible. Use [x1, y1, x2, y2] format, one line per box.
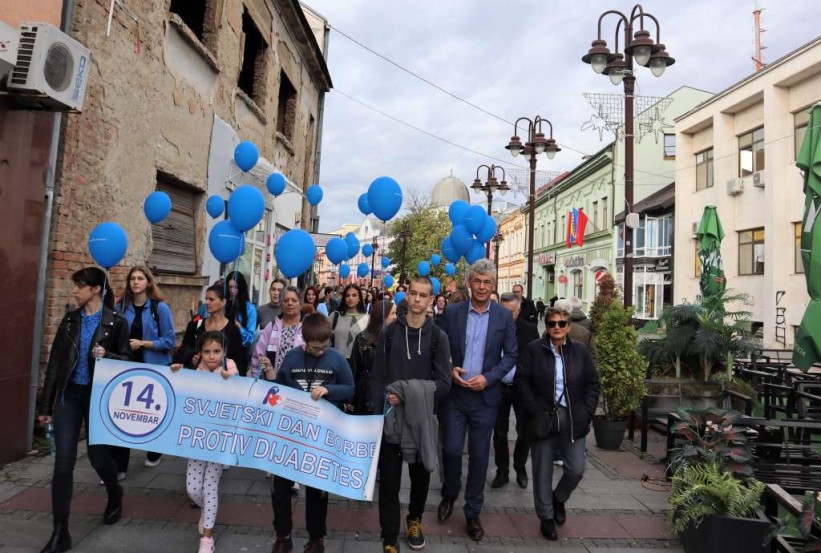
[37, 267, 131, 553]
[171, 331, 239, 553]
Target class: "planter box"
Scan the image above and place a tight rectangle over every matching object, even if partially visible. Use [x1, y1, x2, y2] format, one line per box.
[680, 510, 771, 553]
[593, 419, 627, 450]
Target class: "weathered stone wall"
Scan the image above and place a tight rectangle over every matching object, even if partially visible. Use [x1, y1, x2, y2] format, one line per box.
[40, 0, 328, 366]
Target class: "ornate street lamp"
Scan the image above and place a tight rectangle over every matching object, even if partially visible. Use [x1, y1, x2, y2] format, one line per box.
[398, 222, 412, 286]
[369, 234, 379, 288]
[492, 232, 504, 275]
[505, 116, 560, 299]
[472, 164, 509, 256]
[581, 4, 674, 306]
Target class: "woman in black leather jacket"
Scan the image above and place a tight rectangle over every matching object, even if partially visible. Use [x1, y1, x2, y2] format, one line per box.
[37, 267, 130, 553]
[349, 299, 395, 414]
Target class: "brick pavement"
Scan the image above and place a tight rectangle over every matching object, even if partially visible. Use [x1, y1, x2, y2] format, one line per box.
[0, 426, 681, 552]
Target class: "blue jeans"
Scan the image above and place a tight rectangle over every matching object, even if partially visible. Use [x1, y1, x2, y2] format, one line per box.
[441, 388, 497, 519]
[530, 406, 586, 521]
[52, 383, 119, 520]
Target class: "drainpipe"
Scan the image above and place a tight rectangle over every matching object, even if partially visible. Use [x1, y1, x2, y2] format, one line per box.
[27, 0, 74, 449]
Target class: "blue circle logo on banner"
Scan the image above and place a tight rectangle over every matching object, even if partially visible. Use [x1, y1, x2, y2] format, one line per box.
[99, 368, 176, 444]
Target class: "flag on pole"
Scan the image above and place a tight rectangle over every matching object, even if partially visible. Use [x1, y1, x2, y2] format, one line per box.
[566, 208, 589, 248]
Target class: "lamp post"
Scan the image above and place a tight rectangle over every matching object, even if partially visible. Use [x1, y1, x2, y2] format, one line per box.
[398, 221, 412, 286]
[505, 116, 560, 300]
[581, 3, 674, 306]
[472, 164, 510, 257]
[369, 234, 379, 288]
[492, 232, 504, 275]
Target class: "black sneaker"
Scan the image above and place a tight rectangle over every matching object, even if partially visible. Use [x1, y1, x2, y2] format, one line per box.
[272, 535, 293, 553]
[303, 538, 324, 553]
[406, 517, 425, 550]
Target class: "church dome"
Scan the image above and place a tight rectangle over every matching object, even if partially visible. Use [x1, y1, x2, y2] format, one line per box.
[431, 174, 470, 208]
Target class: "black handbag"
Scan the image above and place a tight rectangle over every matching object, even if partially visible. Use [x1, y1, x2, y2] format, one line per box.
[528, 391, 565, 441]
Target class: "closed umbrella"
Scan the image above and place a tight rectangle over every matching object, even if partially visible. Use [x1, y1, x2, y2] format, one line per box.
[793, 104, 821, 372]
[696, 205, 726, 298]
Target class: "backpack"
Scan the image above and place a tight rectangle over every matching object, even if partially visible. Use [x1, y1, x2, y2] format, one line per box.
[118, 300, 162, 336]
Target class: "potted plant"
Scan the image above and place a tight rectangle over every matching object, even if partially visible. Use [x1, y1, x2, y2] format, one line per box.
[592, 300, 647, 449]
[772, 490, 821, 552]
[668, 461, 770, 553]
[667, 406, 754, 477]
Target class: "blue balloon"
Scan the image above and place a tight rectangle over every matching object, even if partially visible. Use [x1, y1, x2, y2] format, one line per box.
[442, 237, 460, 263]
[144, 191, 172, 224]
[464, 205, 488, 235]
[383, 275, 394, 288]
[367, 176, 403, 222]
[451, 224, 473, 255]
[449, 200, 470, 225]
[206, 195, 225, 218]
[266, 173, 286, 196]
[381, 256, 390, 268]
[339, 264, 350, 278]
[88, 222, 128, 269]
[417, 260, 430, 277]
[317, 303, 329, 316]
[477, 215, 498, 243]
[394, 291, 406, 306]
[362, 244, 374, 258]
[466, 240, 485, 264]
[358, 193, 371, 215]
[430, 253, 441, 266]
[275, 229, 316, 278]
[445, 262, 456, 276]
[430, 277, 441, 295]
[228, 185, 265, 232]
[306, 184, 323, 206]
[325, 237, 348, 265]
[357, 263, 369, 278]
[234, 141, 259, 172]
[208, 220, 244, 263]
[345, 232, 360, 259]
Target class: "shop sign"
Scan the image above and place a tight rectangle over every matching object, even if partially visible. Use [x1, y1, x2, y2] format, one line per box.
[538, 252, 555, 265]
[654, 258, 671, 272]
[564, 256, 585, 269]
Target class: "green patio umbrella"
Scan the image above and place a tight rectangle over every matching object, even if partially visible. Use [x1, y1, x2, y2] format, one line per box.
[696, 205, 726, 298]
[793, 104, 821, 372]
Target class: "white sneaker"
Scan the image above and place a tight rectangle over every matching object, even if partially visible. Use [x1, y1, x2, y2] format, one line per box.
[554, 459, 564, 467]
[198, 536, 215, 553]
[117, 472, 127, 481]
[144, 456, 162, 468]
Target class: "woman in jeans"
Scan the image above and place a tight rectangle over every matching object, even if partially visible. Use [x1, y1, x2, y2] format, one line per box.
[37, 267, 130, 553]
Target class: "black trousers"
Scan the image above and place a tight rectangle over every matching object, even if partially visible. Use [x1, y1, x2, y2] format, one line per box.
[272, 476, 327, 539]
[52, 383, 119, 520]
[378, 441, 431, 544]
[493, 384, 530, 474]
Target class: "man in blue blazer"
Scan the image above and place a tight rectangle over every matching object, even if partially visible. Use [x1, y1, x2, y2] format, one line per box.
[437, 259, 518, 541]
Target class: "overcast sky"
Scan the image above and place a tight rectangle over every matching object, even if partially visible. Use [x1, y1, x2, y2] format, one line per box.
[303, 0, 820, 233]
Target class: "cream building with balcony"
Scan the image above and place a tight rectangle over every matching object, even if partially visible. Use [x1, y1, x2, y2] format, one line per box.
[496, 208, 527, 294]
[673, 36, 821, 349]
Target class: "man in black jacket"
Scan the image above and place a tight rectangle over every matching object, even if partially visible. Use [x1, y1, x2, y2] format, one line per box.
[512, 284, 538, 325]
[491, 293, 539, 490]
[514, 306, 600, 541]
[371, 276, 452, 553]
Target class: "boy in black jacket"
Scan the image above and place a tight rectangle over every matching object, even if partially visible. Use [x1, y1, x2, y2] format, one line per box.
[271, 313, 354, 553]
[371, 276, 452, 553]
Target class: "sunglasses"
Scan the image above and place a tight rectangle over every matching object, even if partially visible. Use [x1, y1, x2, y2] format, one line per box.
[306, 342, 330, 354]
[546, 320, 569, 329]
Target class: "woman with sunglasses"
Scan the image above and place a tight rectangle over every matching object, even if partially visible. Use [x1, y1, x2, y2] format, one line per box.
[513, 306, 599, 542]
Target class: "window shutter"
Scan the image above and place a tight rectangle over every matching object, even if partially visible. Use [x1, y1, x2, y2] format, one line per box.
[148, 178, 200, 274]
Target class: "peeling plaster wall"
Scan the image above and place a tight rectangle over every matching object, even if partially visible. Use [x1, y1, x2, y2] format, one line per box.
[41, 0, 328, 368]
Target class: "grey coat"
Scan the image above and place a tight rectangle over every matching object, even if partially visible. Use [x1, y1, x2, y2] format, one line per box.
[384, 379, 438, 472]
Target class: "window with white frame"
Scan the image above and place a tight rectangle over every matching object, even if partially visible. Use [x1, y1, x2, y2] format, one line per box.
[696, 148, 714, 190]
[572, 269, 583, 299]
[739, 127, 765, 177]
[633, 268, 664, 319]
[634, 214, 672, 257]
[616, 222, 625, 257]
[795, 109, 810, 161]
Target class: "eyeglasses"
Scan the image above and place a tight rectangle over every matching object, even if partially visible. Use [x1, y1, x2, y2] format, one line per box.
[306, 342, 330, 354]
[546, 320, 569, 329]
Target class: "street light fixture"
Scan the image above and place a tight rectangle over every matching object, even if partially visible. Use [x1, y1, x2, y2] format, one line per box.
[492, 232, 504, 275]
[369, 234, 379, 288]
[505, 115, 560, 299]
[581, 3, 674, 307]
[472, 164, 509, 256]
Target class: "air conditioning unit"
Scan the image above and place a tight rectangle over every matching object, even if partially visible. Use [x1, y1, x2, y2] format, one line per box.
[726, 178, 743, 196]
[752, 171, 765, 188]
[0, 20, 19, 83]
[7, 22, 91, 111]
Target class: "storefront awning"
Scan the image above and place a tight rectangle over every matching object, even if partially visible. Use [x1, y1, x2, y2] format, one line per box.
[614, 182, 675, 223]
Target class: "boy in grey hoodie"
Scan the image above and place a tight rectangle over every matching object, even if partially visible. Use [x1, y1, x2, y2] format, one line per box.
[371, 276, 452, 553]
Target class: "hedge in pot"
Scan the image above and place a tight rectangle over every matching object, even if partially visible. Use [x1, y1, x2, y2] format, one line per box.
[668, 461, 770, 553]
[593, 301, 647, 450]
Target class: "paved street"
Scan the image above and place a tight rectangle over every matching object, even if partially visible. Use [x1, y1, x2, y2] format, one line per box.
[0, 425, 682, 552]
